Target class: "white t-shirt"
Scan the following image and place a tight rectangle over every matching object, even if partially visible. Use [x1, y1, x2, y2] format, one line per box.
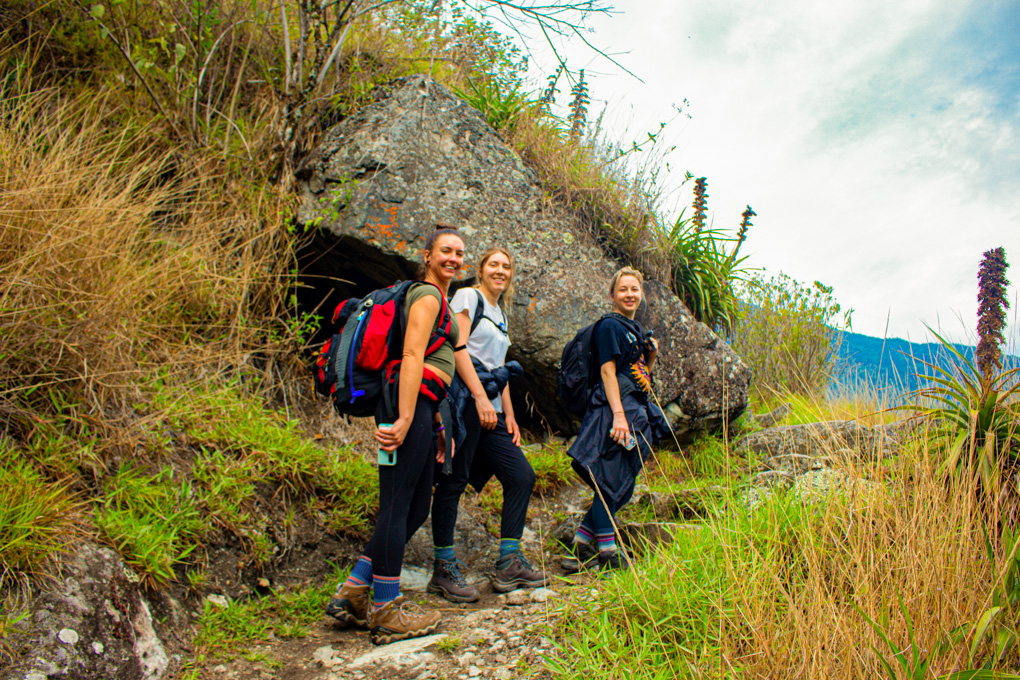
[450, 288, 511, 412]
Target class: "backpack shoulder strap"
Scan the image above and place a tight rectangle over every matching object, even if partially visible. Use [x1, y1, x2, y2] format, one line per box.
[469, 289, 486, 335]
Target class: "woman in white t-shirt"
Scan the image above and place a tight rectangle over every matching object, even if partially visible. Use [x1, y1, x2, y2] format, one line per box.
[428, 247, 550, 602]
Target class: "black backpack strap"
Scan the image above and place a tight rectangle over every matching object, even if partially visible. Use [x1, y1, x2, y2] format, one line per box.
[469, 289, 486, 335]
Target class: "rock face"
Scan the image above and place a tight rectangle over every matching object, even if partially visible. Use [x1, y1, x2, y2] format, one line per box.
[3, 543, 174, 680]
[296, 74, 750, 435]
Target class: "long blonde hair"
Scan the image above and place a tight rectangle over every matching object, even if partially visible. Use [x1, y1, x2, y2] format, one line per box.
[475, 246, 515, 309]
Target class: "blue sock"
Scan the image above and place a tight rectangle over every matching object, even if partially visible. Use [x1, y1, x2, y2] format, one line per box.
[434, 545, 455, 562]
[345, 555, 373, 587]
[373, 575, 401, 608]
[499, 538, 520, 559]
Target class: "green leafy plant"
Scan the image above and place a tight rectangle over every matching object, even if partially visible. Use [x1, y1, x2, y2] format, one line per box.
[454, 77, 533, 133]
[731, 272, 852, 397]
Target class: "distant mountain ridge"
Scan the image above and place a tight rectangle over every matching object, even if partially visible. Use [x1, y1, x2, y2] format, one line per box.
[834, 330, 1019, 393]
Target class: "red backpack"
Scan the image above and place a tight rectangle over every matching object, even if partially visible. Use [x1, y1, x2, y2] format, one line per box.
[312, 281, 454, 419]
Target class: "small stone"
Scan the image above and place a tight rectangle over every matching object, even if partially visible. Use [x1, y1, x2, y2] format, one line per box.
[92, 641, 104, 655]
[257, 577, 270, 588]
[529, 588, 559, 603]
[493, 669, 512, 680]
[206, 594, 229, 610]
[504, 590, 530, 606]
[57, 628, 79, 644]
[212, 665, 228, 674]
[468, 665, 482, 677]
[313, 645, 336, 667]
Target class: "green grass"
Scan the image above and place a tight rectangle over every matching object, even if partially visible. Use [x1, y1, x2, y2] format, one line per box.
[194, 577, 340, 662]
[0, 440, 78, 585]
[529, 442, 575, 495]
[95, 465, 207, 586]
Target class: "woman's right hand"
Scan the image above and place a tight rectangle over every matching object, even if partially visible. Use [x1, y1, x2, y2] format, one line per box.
[474, 395, 498, 430]
[610, 411, 631, 447]
[376, 417, 411, 451]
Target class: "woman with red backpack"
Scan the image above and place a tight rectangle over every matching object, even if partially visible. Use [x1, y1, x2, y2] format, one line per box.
[326, 225, 464, 645]
[560, 266, 669, 573]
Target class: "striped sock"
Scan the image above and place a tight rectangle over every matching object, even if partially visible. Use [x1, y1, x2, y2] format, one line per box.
[499, 538, 520, 559]
[372, 575, 401, 609]
[345, 555, 373, 588]
[434, 545, 455, 562]
[596, 531, 617, 555]
[574, 525, 595, 546]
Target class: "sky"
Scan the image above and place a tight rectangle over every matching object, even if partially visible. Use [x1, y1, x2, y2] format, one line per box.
[513, 0, 1020, 347]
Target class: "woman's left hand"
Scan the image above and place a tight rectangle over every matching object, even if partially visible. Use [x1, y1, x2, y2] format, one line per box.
[436, 427, 452, 463]
[506, 415, 521, 447]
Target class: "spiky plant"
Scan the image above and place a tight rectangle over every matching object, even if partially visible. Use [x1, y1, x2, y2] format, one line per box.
[978, 246, 1010, 386]
[539, 64, 564, 115]
[692, 177, 708, 233]
[907, 248, 1019, 492]
[568, 69, 589, 140]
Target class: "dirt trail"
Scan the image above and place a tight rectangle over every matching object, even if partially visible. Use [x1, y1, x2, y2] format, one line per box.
[200, 573, 579, 680]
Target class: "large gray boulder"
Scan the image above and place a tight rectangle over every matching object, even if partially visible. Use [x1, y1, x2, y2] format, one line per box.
[295, 74, 750, 435]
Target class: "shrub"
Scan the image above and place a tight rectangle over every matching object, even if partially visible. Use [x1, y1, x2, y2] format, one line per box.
[731, 272, 852, 398]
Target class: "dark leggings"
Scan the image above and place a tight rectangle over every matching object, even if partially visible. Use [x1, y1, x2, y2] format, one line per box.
[363, 395, 436, 577]
[432, 407, 535, 547]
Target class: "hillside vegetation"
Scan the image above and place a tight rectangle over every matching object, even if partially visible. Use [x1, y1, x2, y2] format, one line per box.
[2, 2, 1020, 679]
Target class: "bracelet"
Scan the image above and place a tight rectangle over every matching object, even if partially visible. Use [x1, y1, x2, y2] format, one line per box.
[612, 410, 625, 415]
[434, 424, 445, 433]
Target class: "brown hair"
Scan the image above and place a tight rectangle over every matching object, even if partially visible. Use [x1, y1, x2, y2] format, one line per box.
[418, 223, 465, 280]
[474, 246, 515, 309]
[609, 266, 644, 295]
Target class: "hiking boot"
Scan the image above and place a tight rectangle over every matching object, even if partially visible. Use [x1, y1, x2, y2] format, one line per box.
[559, 541, 598, 573]
[491, 551, 551, 592]
[427, 558, 480, 603]
[598, 550, 629, 573]
[368, 595, 441, 645]
[325, 581, 370, 628]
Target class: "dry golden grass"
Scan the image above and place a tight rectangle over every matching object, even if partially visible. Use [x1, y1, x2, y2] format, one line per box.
[552, 426, 1020, 679]
[0, 89, 296, 438]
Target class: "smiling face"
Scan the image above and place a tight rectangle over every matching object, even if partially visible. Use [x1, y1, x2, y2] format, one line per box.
[426, 233, 465, 287]
[478, 250, 512, 297]
[610, 274, 643, 318]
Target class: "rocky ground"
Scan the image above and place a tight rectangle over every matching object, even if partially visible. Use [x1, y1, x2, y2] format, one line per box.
[201, 574, 579, 680]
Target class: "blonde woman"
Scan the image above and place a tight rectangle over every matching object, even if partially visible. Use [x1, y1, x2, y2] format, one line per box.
[561, 267, 668, 572]
[428, 247, 549, 602]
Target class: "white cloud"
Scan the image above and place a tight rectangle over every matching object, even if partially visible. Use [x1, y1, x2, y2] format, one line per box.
[525, 0, 1020, 345]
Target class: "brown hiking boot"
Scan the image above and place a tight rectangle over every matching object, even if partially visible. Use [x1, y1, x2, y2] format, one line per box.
[325, 581, 370, 628]
[368, 596, 441, 645]
[491, 552, 551, 593]
[427, 558, 480, 603]
[559, 541, 598, 573]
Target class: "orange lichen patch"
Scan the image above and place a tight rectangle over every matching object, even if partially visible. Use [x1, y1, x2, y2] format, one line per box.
[360, 200, 411, 253]
[527, 295, 538, 313]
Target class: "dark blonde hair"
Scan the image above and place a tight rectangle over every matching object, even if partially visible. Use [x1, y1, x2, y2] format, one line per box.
[474, 246, 515, 308]
[609, 266, 644, 295]
[418, 223, 465, 280]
